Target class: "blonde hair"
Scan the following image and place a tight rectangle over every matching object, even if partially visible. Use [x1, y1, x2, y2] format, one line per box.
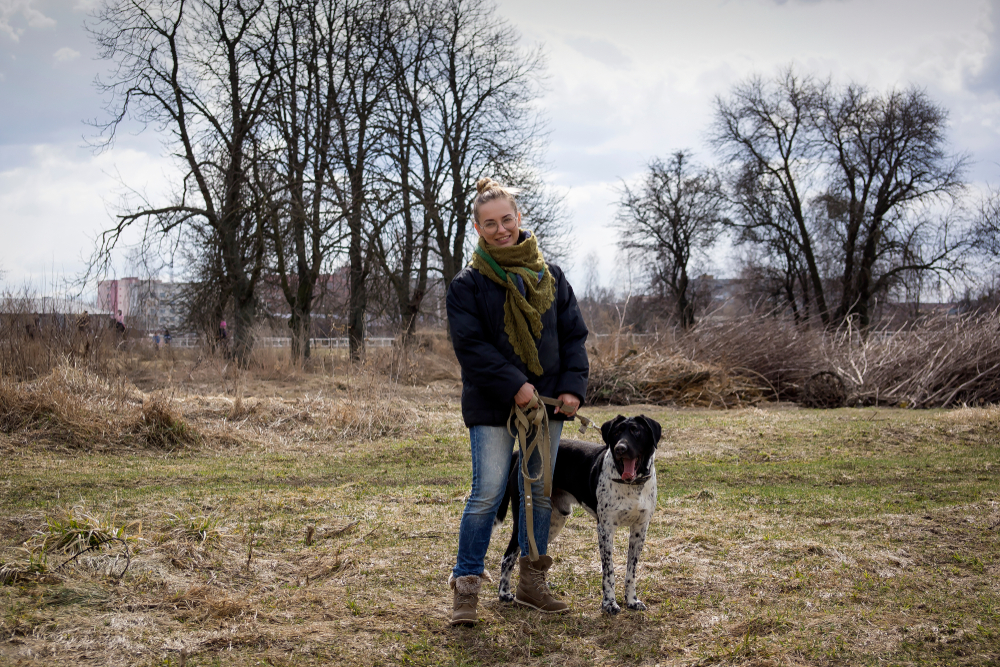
[473, 177, 521, 223]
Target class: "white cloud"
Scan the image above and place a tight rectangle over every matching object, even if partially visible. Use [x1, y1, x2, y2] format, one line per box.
[52, 46, 79, 63]
[494, 0, 1000, 283]
[0, 143, 173, 291]
[564, 35, 631, 70]
[0, 0, 56, 42]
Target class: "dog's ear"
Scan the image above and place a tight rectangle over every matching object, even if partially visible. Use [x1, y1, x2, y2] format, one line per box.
[601, 415, 628, 446]
[638, 415, 662, 447]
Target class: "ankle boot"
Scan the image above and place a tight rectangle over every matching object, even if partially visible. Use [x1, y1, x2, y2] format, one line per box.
[515, 555, 569, 613]
[449, 573, 484, 625]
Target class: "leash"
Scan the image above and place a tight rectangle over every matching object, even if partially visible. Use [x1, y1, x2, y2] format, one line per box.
[507, 393, 595, 561]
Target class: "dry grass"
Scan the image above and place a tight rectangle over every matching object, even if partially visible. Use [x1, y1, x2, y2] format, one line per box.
[0, 398, 997, 666]
[0, 363, 197, 450]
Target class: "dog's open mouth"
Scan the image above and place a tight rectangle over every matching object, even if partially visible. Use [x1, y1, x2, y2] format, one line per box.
[620, 457, 638, 482]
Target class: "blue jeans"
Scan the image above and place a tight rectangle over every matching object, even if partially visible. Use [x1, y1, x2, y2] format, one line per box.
[452, 421, 563, 578]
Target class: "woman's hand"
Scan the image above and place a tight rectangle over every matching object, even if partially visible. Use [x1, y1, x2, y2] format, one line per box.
[514, 382, 536, 408]
[554, 393, 580, 417]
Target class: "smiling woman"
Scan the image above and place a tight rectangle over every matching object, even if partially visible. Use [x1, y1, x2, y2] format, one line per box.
[445, 176, 590, 625]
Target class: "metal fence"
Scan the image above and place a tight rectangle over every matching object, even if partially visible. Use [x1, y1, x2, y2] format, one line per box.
[258, 337, 396, 349]
[160, 329, 910, 350]
[161, 335, 397, 349]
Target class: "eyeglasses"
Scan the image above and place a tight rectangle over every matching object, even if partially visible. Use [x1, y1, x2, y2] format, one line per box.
[480, 215, 518, 235]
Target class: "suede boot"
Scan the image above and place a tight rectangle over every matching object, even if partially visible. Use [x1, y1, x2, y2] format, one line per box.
[515, 555, 569, 613]
[449, 573, 484, 625]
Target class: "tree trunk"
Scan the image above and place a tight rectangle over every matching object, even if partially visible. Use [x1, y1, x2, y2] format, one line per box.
[675, 270, 694, 329]
[348, 205, 367, 362]
[289, 281, 313, 363]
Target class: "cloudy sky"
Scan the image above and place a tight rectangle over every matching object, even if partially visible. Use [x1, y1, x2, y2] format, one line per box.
[2, 0, 999, 296]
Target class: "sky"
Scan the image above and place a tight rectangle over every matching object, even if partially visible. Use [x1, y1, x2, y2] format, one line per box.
[2, 0, 1000, 297]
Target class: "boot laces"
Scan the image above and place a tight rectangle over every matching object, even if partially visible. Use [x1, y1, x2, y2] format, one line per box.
[530, 567, 552, 593]
[455, 592, 476, 608]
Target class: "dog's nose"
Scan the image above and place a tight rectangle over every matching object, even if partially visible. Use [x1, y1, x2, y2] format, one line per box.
[614, 442, 627, 456]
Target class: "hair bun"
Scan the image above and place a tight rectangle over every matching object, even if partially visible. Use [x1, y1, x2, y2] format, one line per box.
[476, 177, 498, 194]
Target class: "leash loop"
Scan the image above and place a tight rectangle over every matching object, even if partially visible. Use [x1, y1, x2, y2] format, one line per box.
[507, 392, 595, 562]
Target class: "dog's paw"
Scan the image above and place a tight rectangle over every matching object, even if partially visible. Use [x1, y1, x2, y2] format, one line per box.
[601, 599, 621, 615]
[626, 599, 646, 612]
[498, 591, 514, 603]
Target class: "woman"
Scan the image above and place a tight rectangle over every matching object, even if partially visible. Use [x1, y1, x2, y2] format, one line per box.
[446, 178, 589, 625]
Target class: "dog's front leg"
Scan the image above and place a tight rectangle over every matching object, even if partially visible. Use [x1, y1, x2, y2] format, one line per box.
[597, 521, 620, 615]
[498, 551, 517, 602]
[624, 519, 649, 611]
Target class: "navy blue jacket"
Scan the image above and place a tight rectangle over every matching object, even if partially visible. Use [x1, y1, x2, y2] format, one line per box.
[447, 258, 589, 427]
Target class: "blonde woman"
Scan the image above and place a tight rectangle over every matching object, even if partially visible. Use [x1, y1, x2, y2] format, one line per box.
[446, 178, 589, 625]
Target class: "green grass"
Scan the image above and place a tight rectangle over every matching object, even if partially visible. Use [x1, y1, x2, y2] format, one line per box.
[0, 402, 998, 665]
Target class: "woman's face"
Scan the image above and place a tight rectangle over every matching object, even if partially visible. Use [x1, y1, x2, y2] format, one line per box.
[475, 199, 521, 247]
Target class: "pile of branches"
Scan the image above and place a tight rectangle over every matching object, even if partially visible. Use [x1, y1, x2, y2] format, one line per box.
[587, 344, 764, 408]
[826, 312, 1000, 408]
[587, 309, 1000, 409]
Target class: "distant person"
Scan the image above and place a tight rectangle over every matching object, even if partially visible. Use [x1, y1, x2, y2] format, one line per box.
[218, 319, 228, 341]
[115, 309, 126, 335]
[153, 332, 160, 348]
[74, 310, 92, 357]
[26, 313, 40, 340]
[163, 328, 172, 346]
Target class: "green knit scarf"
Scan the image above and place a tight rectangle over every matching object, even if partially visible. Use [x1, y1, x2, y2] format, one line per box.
[471, 233, 556, 376]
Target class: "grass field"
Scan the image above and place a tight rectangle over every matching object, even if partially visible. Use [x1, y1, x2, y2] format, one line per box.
[1, 375, 998, 666]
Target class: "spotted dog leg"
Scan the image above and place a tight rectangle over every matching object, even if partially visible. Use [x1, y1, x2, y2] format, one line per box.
[497, 552, 518, 602]
[624, 519, 649, 611]
[597, 521, 620, 615]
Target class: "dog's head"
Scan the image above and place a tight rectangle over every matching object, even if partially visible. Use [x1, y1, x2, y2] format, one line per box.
[600, 415, 662, 483]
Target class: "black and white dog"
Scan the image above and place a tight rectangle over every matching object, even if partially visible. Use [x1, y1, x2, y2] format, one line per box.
[495, 415, 662, 614]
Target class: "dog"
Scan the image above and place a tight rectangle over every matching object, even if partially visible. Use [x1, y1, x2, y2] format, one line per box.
[495, 414, 662, 614]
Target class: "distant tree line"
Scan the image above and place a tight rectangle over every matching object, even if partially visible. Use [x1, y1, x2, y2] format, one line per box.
[615, 68, 999, 330]
[89, 0, 562, 363]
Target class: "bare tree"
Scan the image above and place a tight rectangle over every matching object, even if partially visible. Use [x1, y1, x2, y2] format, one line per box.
[263, 0, 362, 362]
[372, 0, 436, 341]
[728, 161, 821, 321]
[370, 0, 552, 341]
[311, 0, 398, 361]
[615, 151, 727, 328]
[711, 69, 831, 325]
[90, 0, 281, 363]
[814, 84, 968, 326]
[976, 187, 1000, 258]
[714, 68, 971, 328]
[418, 0, 547, 289]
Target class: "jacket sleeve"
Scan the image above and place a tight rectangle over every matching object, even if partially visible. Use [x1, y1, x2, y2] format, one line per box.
[447, 273, 528, 404]
[554, 267, 590, 403]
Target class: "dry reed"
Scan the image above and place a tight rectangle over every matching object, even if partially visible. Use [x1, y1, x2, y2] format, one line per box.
[326, 367, 418, 440]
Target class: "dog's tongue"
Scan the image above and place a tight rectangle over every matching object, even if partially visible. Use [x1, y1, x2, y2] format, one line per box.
[622, 458, 638, 481]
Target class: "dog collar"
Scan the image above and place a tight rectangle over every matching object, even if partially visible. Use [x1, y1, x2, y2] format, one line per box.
[612, 474, 652, 486]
